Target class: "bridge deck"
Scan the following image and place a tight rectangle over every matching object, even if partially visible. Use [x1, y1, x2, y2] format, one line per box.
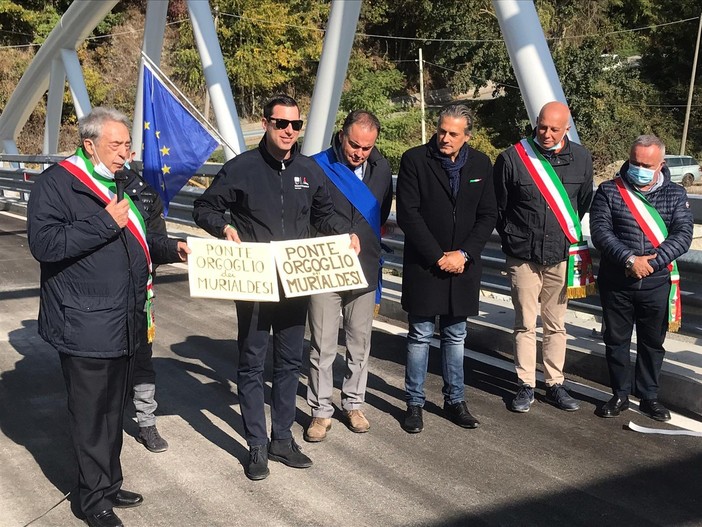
[1, 211, 701, 527]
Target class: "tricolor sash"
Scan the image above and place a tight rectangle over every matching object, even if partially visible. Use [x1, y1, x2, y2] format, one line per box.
[514, 137, 595, 298]
[59, 148, 157, 342]
[615, 176, 682, 332]
[313, 148, 383, 311]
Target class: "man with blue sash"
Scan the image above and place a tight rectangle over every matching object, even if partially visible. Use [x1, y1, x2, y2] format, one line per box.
[305, 110, 393, 442]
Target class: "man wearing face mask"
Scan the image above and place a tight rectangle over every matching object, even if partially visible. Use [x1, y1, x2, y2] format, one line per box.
[27, 107, 189, 527]
[493, 101, 594, 414]
[590, 135, 693, 421]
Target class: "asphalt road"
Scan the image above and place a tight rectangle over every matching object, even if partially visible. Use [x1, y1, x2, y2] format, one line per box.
[1, 210, 701, 527]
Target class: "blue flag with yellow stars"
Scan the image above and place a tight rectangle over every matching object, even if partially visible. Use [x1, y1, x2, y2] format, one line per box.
[142, 63, 218, 214]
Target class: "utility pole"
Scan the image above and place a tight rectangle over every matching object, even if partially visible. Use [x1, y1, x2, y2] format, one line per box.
[419, 47, 426, 144]
[204, 5, 219, 123]
[681, 12, 702, 155]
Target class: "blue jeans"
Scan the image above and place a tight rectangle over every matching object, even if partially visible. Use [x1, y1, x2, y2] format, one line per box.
[405, 314, 467, 407]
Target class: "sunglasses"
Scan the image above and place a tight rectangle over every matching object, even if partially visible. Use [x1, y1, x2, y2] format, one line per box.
[268, 117, 304, 131]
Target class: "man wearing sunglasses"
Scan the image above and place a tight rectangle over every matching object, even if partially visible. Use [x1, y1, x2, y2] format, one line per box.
[193, 94, 359, 481]
[304, 110, 393, 442]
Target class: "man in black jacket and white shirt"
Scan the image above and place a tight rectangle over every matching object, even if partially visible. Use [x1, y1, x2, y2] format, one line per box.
[193, 95, 359, 481]
[590, 135, 693, 421]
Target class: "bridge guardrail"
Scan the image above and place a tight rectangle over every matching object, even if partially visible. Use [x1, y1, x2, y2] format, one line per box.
[2, 160, 702, 335]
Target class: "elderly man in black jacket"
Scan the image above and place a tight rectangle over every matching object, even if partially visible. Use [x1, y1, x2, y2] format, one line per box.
[493, 101, 593, 414]
[396, 103, 497, 434]
[590, 135, 693, 422]
[27, 107, 188, 527]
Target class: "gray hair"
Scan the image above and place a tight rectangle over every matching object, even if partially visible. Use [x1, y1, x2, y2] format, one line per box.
[437, 103, 474, 135]
[78, 107, 131, 143]
[632, 134, 666, 157]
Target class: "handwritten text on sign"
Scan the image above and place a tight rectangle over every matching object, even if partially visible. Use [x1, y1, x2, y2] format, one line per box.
[187, 237, 279, 301]
[271, 234, 368, 298]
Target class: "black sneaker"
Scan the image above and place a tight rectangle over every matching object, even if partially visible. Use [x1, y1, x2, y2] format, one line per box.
[137, 425, 169, 453]
[268, 438, 313, 468]
[245, 445, 270, 481]
[444, 401, 480, 429]
[402, 405, 423, 433]
[545, 383, 580, 411]
[511, 384, 535, 413]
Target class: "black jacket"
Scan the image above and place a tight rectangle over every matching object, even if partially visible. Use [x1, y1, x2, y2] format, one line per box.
[27, 160, 178, 358]
[193, 138, 347, 242]
[493, 136, 594, 265]
[314, 134, 393, 292]
[397, 137, 497, 317]
[590, 163, 693, 290]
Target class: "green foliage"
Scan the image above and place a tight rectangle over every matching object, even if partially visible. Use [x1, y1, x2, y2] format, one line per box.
[375, 109, 422, 172]
[339, 67, 405, 116]
[173, 0, 327, 117]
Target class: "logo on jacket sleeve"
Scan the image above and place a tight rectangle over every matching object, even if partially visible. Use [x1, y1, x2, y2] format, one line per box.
[294, 176, 310, 190]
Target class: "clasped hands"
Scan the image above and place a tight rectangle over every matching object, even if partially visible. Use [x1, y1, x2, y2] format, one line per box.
[437, 250, 466, 274]
[625, 253, 657, 280]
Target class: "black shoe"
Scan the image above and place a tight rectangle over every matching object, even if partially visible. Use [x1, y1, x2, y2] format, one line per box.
[137, 425, 169, 453]
[545, 383, 581, 411]
[444, 401, 480, 429]
[402, 405, 423, 433]
[511, 384, 535, 413]
[639, 399, 671, 422]
[113, 489, 143, 508]
[268, 438, 313, 469]
[85, 509, 123, 527]
[596, 395, 630, 418]
[245, 444, 270, 480]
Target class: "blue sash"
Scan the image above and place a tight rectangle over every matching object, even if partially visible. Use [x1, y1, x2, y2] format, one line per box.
[313, 147, 384, 304]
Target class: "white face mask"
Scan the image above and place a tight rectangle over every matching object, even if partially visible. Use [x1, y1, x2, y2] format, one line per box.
[88, 141, 116, 180]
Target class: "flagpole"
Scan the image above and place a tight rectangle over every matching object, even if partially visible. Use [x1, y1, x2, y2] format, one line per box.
[140, 52, 236, 156]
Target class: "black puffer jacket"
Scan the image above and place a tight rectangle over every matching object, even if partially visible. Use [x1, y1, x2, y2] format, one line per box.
[493, 137, 594, 265]
[590, 163, 693, 290]
[27, 160, 178, 358]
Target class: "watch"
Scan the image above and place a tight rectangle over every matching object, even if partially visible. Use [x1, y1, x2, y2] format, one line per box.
[625, 255, 636, 269]
[459, 249, 470, 263]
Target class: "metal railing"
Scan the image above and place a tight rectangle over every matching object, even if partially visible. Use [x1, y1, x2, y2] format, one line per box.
[3, 157, 702, 336]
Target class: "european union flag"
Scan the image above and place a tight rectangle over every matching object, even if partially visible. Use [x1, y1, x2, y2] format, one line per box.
[142, 63, 218, 214]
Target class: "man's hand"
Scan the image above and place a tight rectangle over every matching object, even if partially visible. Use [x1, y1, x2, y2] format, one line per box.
[349, 233, 361, 255]
[626, 253, 657, 279]
[437, 251, 464, 274]
[176, 240, 191, 261]
[223, 224, 241, 243]
[105, 195, 129, 228]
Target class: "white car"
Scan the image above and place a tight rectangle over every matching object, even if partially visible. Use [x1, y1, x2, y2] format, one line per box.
[664, 155, 701, 187]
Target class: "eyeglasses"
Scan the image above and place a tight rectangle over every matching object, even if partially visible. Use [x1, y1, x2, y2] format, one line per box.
[268, 117, 304, 131]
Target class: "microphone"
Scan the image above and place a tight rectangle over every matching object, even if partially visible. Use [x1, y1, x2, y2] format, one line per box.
[114, 170, 128, 201]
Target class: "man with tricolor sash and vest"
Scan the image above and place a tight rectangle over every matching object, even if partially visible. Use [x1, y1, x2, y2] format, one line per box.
[590, 135, 693, 422]
[27, 107, 189, 527]
[494, 101, 594, 414]
[304, 110, 393, 442]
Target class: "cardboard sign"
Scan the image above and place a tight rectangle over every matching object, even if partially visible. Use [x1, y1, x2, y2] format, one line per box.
[271, 234, 368, 298]
[187, 237, 279, 301]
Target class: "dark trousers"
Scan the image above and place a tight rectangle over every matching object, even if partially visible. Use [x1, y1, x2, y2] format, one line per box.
[599, 281, 669, 400]
[236, 296, 309, 447]
[59, 353, 131, 516]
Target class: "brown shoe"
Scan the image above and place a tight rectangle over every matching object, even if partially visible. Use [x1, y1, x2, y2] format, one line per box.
[344, 409, 370, 433]
[304, 417, 332, 442]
